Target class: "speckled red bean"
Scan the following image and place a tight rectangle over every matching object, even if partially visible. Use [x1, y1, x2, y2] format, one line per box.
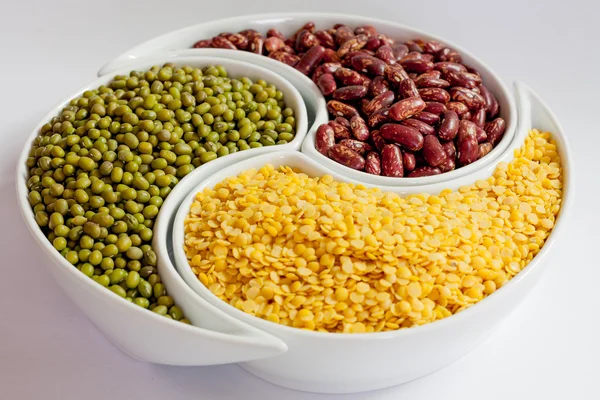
[424, 102, 447, 115]
[211, 36, 237, 49]
[369, 76, 390, 97]
[389, 97, 426, 121]
[423, 41, 444, 54]
[412, 112, 440, 126]
[333, 85, 368, 101]
[479, 84, 500, 118]
[418, 88, 451, 103]
[438, 157, 456, 172]
[355, 25, 377, 37]
[334, 67, 369, 86]
[446, 101, 470, 118]
[365, 152, 382, 175]
[380, 123, 424, 151]
[328, 143, 365, 170]
[405, 41, 424, 52]
[408, 166, 442, 177]
[415, 75, 450, 89]
[328, 120, 351, 140]
[268, 51, 300, 67]
[350, 116, 370, 141]
[315, 30, 335, 49]
[381, 144, 404, 177]
[438, 110, 460, 141]
[485, 118, 507, 146]
[399, 79, 420, 99]
[315, 124, 335, 156]
[449, 87, 485, 109]
[327, 100, 360, 119]
[350, 54, 386, 76]
[445, 71, 482, 89]
[471, 108, 487, 128]
[334, 26, 355, 46]
[220, 33, 249, 50]
[375, 45, 396, 64]
[267, 28, 285, 39]
[402, 151, 417, 171]
[264, 36, 286, 53]
[337, 35, 368, 57]
[384, 63, 409, 86]
[368, 107, 391, 128]
[478, 142, 493, 159]
[296, 30, 320, 52]
[249, 36, 263, 54]
[442, 140, 457, 159]
[475, 126, 488, 143]
[371, 130, 386, 151]
[317, 74, 337, 96]
[401, 119, 436, 136]
[193, 39, 211, 48]
[422, 135, 447, 167]
[340, 139, 373, 155]
[457, 120, 479, 165]
[365, 36, 381, 51]
[434, 62, 467, 74]
[400, 59, 434, 73]
[363, 91, 395, 116]
[295, 45, 325, 75]
[391, 44, 409, 60]
[322, 48, 341, 63]
[437, 48, 462, 63]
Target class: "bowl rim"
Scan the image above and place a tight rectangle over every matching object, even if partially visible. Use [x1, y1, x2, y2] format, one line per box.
[14, 54, 310, 336]
[98, 11, 517, 187]
[167, 89, 572, 341]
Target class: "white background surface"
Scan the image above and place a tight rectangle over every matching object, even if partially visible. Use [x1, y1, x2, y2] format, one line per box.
[1, 1, 598, 399]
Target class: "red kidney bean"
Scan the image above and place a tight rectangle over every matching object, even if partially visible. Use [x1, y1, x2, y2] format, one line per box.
[315, 124, 335, 156]
[402, 151, 417, 171]
[337, 35, 368, 57]
[438, 110, 459, 141]
[457, 121, 479, 166]
[351, 54, 386, 76]
[249, 36, 264, 54]
[363, 91, 395, 115]
[333, 85, 368, 101]
[334, 26, 355, 46]
[437, 48, 462, 63]
[355, 25, 378, 37]
[389, 97, 426, 121]
[328, 144, 365, 170]
[402, 118, 435, 136]
[381, 144, 404, 177]
[327, 100, 360, 119]
[211, 36, 237, 49]
[384, 63, 409, 86]
[423, 41, 445, 54]
[193, 39, 212, 48]
[446, 101, 470, 118]
[314, 30, 335, 48]
[445, 71, 483, 89]
[368, 107, 391, 128]
[391, 44, 409, 60]
[328, 120, 351, 140]
[265, 37, 286, 53]
[322, 48, 341, 63]
[267, 28, 285, 39]
[485, 118, 506, 146]
[334, 67, 369, 86]
[295, 45, 325, 75]
[405, 40, 424, 52]
[449, 87, 486, 109]
[220, 33, 249, 50]
[408, 166, 442, 177]
[475, 126, 488, 142]
[375, 45, 396, 64]
[365, 36, 382, 51]
[442, 140, 456, 158]
[317, 74, 337, 96]
[414, 76, 450, 89]
[340, 139, 373, 155]
[478, 143, 493, 159]
[400, 59, 434, 73]
[418, 88, 451, 103]
[422, 135, 447, 167]
[371, 130, 386, 151]
[350, 116, 370, 141]
[424, 102, 447, 115]
[369, 76, 390, 97]
[413, 112, 440, 125]
[479, 84, 500, 118]
[438, 157, 455, 172]
[268, 51, 300, 67]
[365, 152, 382, 175]
[471, 108, 486, 128]
[380, 123, 424, 151]
[399, 79, 420, 99]
[296, 30, 320, 52]
[434, 62, 467, 74]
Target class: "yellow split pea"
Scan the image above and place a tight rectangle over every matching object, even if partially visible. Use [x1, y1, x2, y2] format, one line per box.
[183, 130, 563, 333]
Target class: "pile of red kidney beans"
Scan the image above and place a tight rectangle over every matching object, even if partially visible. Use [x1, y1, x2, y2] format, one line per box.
[193, 22, 506, 178]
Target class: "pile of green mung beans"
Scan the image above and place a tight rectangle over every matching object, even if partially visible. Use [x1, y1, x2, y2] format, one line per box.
[25, 63, 296, 321]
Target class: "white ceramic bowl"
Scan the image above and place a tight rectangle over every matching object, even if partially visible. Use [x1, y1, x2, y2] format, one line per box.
[98, 12, 517, 187]
[15, 54, 317, 365]
[153, 82, 572, 393]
